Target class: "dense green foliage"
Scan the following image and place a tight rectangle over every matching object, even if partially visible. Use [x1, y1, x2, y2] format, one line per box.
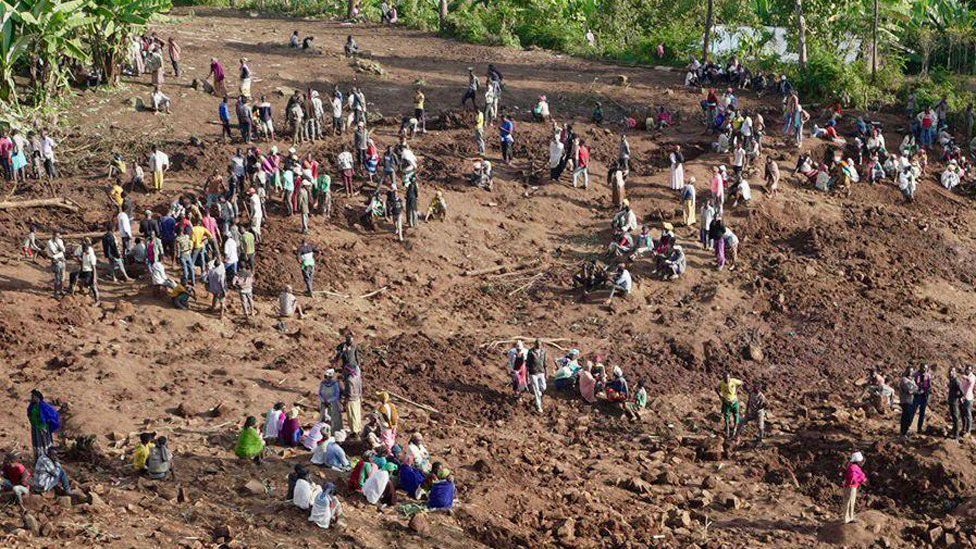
[0, 0, 170, 105]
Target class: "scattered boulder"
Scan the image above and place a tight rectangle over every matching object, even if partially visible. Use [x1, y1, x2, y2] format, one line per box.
[556, 517, 576, 542]
[655, 470, 679, 485]
[23, 513, 39, 536]
[242, 479, 267, 497]
[614, 75, 629, 86]
[212, 524, 234, 542]
[352, 58, 385, 76]
[409, 512, 430, 536]
[747, 343, 764, 362]
[723, 494, 741, 510]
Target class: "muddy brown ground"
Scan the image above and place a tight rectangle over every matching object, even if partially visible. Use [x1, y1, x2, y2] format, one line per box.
[0, 7, 975, 548]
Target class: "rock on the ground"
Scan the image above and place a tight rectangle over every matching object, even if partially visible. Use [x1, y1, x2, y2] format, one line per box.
[409, 512, 430, 535]
[242, 480, 267, 497]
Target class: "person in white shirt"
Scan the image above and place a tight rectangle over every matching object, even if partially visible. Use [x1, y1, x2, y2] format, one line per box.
[331, 93, 343, 135]
[606, 264, 632, 305]
[47, 232, 66, 296]
[400, 145, 418, 185]
[548, 136, 564, 180]
[223, 234, 239, 280]
[337, 150, 355, 195]
[117, 211, 133, 250]
[732, 178, 752, 207]
[40, 130, 57, 178]
[152, 86, 171, 113]
[148, 145, 169, 193]
[292, 471, 321, 510]
[732, 143, 746, 177]
[247, 187, 263, 240]
[71, 238, 99, 302]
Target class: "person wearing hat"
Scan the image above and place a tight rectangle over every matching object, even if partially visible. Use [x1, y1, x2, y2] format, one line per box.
[318, 370, 343, 429]
[681, 177, 697, 226]
[842, 452, 867, 523]
[461, 67, 479, 111]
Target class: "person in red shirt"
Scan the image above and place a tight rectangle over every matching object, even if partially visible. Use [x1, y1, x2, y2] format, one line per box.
[573, 139, 590, 189]
[1, 451, 32, 503]
[0, 132, 13, 182]
[842, 451, 867, 523]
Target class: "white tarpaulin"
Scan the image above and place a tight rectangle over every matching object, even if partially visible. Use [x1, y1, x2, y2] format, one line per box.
[708, 25, 860, 64]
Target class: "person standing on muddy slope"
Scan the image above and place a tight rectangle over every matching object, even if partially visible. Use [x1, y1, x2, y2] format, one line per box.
[499, 115, 515, 164]
[841, 452, 867, 524]
[717, 372, 743, 439]
[507, 340, 529, 398]
[961, 365, 976, 436]
[461, 67, 479, 111]
[897, 367, 918, 437]
[297, 239, 316, 296]
[208, 57, 227, 97]
[618, 134, 631, 175]
[527, 339, 548, 413]
[913, 364, 932, 434]
[46, 232, 66, 297]
[948, 367, 964, 439]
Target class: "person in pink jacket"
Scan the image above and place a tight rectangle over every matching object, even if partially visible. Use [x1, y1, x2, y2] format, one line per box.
[842, 451, 867, 523]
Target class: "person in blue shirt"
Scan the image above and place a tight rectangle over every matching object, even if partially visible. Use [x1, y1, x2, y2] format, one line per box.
[499, 115, 515, 164]
[218, 96, 232, 143]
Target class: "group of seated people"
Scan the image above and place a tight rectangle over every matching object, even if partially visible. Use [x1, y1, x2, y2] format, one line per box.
[606, 217, 686, 281]
[684, 57, 782, 94]
[548, 349, 648, 419]
[230, 393, 454, 530]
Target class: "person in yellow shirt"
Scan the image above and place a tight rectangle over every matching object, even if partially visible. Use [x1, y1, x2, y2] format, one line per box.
[475, 110, 485, 155]
[190, 224, 213, 278]
[109, 182, 124, 211]
[413, 88, 426, 134]
[132, 432, 155, 471]
[717, 372, 744, 439]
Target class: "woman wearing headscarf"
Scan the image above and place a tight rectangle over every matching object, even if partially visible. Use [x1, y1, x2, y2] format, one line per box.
[842, 451, 867, 524]
[309, 481, 341, 529]
[27, 390, 60, 460]
[318, 369, 343, 428]
[606, 366, 630, 403]
[362, 456, 397, 506]
[278, 408, 303, 447]
[301, 422, 329, 451]
[578, 361, 597, 404]
[376, 391, 399, 435]
[234, 416, 265, 461]
[424, 462, 456, 510]
[312, 430, 350, 470]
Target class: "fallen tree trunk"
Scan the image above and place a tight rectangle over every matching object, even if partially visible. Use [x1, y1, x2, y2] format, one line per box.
[479, 337, 571, 351]
[464, 260, 537, 277]
[0, 197, 80, 213]
[387, 390, 479, 428]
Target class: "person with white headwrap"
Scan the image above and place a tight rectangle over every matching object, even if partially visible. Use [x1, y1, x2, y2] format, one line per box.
[842, 451, 867, 524]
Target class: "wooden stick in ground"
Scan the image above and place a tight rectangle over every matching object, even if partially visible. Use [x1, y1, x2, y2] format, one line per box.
[507, 273, 544, 297]
[386, 390, 480, 428]
[463, 260, 537, 277]
[479, 337, 570, 348]
[313, 289, 352, 299]
[359, 286, 388, 299]
[0, 198, 80, 212]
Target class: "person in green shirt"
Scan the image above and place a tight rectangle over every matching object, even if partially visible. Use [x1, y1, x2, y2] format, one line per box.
[235, 416, 266, 462]
[625, 378, 648, 421]
[240, 225, 256, 271]
[718, 371, 744, 439]
[315, 172, 332, 217]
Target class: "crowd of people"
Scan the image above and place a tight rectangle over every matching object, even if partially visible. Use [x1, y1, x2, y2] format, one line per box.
[8, 9, 976, 535]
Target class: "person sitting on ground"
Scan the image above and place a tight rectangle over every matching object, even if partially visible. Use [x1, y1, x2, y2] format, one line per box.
[301, 422, 330, 451]
[309, 481, 342, 529]
[424, 461, 456, 510]
[424, 191, 447, 222]
[813, 123, 845, 144]
[286, 463, 306, 499]
[631, 225, 654, 259]
[943, 159, 963, 190]
[302, 35, 315, 50]
[235, 416, 266, 462]
[605, 263, 632, 305]
[264, 402, 286, 440]
[132, 432, 155, 472]
[624, 378, 648, 420]
[166, 279, 193, 309]
[578, 361, 598, 403]
[472, 158, 493, 190]
[32, 448, 71, 495]
[655, 106, 674, 130]
[606, 366, 630, 403]
[278, 285, 305, 318]
[1, 452, 31, 503]
[289, 31, 300, 48]
[343, 35, 359, 57]
[607, 230, 634, 259]
[731, 176, 752, 207]
[661, 244, 687, 280]
[592, 102, 604, 125]
[292, 466, 321, 510]
[611, 200, 638, 235]
[146, 436, 173, 480]
[404, 432, 431, 473]
[279, 408, 303, 447]
[312, 430, 351, 471]
[533, 95, 550, 122]
[552, 349, 582, 390]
